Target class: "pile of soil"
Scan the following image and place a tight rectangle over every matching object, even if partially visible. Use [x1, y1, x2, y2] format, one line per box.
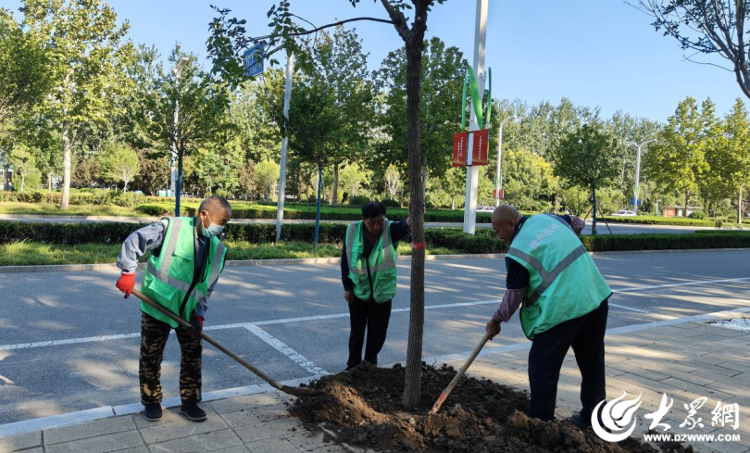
[290, 362, 693, 453]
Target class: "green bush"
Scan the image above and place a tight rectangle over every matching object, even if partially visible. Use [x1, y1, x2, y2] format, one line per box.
[688, 211, 706, 220]
[348, 195, 370, 206]
[380, 198, 401, 208]
[600, 215, 716, 227]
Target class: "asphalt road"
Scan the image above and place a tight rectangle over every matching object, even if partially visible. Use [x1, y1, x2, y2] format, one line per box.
[0, 214, 721, 235]
[1, 250, 749, 425]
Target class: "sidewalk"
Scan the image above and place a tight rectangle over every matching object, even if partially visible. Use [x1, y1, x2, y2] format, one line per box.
[1, 310, 749, 453]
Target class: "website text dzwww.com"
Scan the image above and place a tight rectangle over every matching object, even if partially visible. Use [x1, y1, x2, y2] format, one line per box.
[643, 433, 742, 443]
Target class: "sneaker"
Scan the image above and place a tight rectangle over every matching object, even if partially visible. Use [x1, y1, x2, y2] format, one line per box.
[142, 403, 162, 422]
[180, 402, 207, 422]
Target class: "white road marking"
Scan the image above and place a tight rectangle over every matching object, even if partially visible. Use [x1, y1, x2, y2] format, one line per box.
[243, 323, 328, 376]
[609, 303, 651, 314]
[2, 277, 749, 352]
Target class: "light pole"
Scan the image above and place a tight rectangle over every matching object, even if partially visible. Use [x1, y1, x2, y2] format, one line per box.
[627, 139, 656, 216]
[171, 56, 188, 216]
[495, 115, 516, 207]
[656, 199, 662, 216]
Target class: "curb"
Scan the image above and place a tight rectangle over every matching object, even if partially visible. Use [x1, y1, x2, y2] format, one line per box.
[1, 249, 749, 274]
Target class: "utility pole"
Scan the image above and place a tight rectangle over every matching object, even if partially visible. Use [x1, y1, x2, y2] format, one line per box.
[628, 139, 656, 215]
[463, 0, 488, 234]
[495, 116, 515, 207]
[276, 51, 294, 243]
[172, 56, 188, 217]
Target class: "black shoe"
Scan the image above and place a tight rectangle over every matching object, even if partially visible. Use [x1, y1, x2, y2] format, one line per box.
[180, 402, 207, 422]
[570, 413, 591, 429]
[143, 403, 162, 422]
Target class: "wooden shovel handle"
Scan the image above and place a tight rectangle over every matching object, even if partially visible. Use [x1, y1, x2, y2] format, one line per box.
[429, 332, 490, 414]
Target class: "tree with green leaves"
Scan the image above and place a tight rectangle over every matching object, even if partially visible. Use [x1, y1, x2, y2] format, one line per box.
[0, 9, 51, 141]
[21, 0, 134, 209]
[132, 149, 169, 196]
[502, 147, 558, 212]
[8, 143, 36, 191]
[139, 47, 233, 215]
[254, 160, 280, 201]
[644, 97, 710, 217]
[384, 164, 400, 199]
[552, 123, 619, 234]
[99, 143, 140, 192]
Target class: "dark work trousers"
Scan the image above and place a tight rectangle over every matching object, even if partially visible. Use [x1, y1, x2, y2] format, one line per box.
[139, 312, 202, 405]
[527, 299, 609, 421]
[347, 297, 392, 369]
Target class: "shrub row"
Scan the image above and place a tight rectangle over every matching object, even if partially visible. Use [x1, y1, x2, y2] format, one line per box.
[136, 202, 494, 223]
[3, 220, 749, 254]
[0, 191, 148, 208]
[599, 215, 718, 227]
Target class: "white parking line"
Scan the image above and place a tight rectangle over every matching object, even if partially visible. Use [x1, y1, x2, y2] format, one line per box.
[243, 323, 328, 376]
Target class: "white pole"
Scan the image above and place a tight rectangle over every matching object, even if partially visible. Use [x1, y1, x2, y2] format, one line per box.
[629, 138, 655, 216]
[463, 0, 489, 234]
[275, 51, 294, 243]
[495, 116, 515, 207]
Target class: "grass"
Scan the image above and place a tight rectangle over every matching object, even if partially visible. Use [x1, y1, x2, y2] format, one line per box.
[0, 240, 458, 266]
[0, 202, 138, 217]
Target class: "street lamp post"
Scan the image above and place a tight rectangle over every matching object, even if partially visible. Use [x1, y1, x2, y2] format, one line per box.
[171, 56, 188, 217]
[495, 115, 516, 207]
[627, 139, 656, 216]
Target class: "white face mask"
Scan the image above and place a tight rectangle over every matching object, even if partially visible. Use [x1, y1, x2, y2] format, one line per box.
[201, 212, 224, 238]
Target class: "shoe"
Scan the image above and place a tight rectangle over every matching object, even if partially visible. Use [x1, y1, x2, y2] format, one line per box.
[143, 403, 162, 422]
[570, 413, 591, 429]
[180, 402, 207, 422]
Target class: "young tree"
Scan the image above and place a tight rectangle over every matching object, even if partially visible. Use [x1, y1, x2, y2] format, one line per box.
[717, 99, 750, 221]
[99, 143, 140, 192]
[132, 149, 170, 196]
[254, 160, 280, 201]
[8, 144, 36, 191]
[644, 97, 710, 217]
[21, 0, 133, 209]
[384, 164, 400, 199]
[208, 0, 445, 410]
[552, 123, 619, 233]
[139, 47, 232, 215]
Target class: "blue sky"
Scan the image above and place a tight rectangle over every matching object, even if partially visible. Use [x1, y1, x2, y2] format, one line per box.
[3, 0, 742, 122]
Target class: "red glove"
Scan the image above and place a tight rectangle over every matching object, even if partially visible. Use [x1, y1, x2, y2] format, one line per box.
[188, 315, 204, 339]
[116, 272, 135, 298]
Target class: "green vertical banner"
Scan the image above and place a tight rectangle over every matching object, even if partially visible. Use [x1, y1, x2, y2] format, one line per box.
[461, 66, 492, 131]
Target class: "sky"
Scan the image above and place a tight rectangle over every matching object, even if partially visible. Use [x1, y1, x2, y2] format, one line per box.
[2, 0, 743, 123]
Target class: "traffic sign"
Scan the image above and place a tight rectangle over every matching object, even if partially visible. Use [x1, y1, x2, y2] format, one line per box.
[630, 198, 642, 206]
[243, 42, 266, 78]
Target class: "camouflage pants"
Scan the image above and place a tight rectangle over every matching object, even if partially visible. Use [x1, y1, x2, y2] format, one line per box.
[139, 312, 202, 405]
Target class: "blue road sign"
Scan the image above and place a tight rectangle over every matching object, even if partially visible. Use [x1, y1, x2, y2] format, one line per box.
[630, 198, 642, 206]
[243, 42, 265, 78]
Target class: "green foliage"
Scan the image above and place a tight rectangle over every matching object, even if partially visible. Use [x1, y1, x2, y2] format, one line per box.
[99, 142, 140, 192]
[253, 160, 279, 201]
[644, 97, 710, 214]
[560, 186, 589, 216]
[552, 122, 620, 192]
[8, 144, 36, 191]
[688, 211, 706, 220]
[348, 195, 370, 206]
[502, 147, 558, 211]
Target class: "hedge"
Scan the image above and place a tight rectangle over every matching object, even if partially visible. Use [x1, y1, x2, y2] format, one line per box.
[136, 202, 494, 223]
[599, 215, 719, 227]
[2, 220, 749, 254]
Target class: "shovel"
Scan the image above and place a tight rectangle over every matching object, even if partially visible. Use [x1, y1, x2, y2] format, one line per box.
[131, 288, 324, 397]
[429, 332, 490, 414]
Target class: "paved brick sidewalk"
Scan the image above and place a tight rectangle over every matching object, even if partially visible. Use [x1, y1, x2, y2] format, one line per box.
[1, 310, 749, 453]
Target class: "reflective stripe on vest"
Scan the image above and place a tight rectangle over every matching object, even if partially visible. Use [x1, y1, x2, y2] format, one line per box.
[345, 220, 398, 302]
[506, 244, 588, 307]
[345, 222, 396, 275]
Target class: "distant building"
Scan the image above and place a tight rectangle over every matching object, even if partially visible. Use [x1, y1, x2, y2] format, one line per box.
[662, 205, 701, 217]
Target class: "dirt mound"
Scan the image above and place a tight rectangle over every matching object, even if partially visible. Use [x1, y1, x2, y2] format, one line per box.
[290, 362, 693, 453]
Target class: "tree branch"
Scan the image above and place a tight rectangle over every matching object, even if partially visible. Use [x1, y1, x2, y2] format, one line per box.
[252, 17, 394, 43]
[683, 51, 734, 71]
[379, 0, 410, 41]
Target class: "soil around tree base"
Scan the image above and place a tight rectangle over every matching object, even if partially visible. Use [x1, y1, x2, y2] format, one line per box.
[290, 362, 694, 453]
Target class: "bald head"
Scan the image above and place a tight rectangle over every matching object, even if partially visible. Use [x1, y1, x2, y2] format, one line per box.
[491, 205, 522, 244]
[491, 205, 520, 225]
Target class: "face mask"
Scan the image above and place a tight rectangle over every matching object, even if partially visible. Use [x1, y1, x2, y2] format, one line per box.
[201, 212, 224, 238]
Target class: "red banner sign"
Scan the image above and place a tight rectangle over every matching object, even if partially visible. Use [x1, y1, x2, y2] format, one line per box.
[452, 132, 469, 167]
[453, 129, 489, 167]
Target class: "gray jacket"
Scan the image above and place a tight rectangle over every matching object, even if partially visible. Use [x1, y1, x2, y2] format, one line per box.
[116, 219, 217, 318]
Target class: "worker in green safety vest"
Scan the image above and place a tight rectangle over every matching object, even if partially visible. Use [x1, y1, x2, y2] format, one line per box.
[115, 196, 231, 423]
[341, 202, 411, 370]
[485, 205, 611, 429]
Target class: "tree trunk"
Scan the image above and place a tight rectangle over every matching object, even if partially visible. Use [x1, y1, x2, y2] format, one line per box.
[60, 121, 72, 209]
[684, 189, 689, 218]
[739, 186, 743, 224]
[591, 184, 598, 235]
[175, 151, 183, 217]
[20, 175, 25, 192]
[402, 35, 427, 410]
[314, 164, 323, 247]
[451, 196, 455, 211]
[332, 164, 339, 206]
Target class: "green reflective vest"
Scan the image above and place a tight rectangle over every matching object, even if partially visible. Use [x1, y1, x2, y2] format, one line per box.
[345, 220, 398, 303]
[140, 217, 227, 328]
[506, 214, 611, 340]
